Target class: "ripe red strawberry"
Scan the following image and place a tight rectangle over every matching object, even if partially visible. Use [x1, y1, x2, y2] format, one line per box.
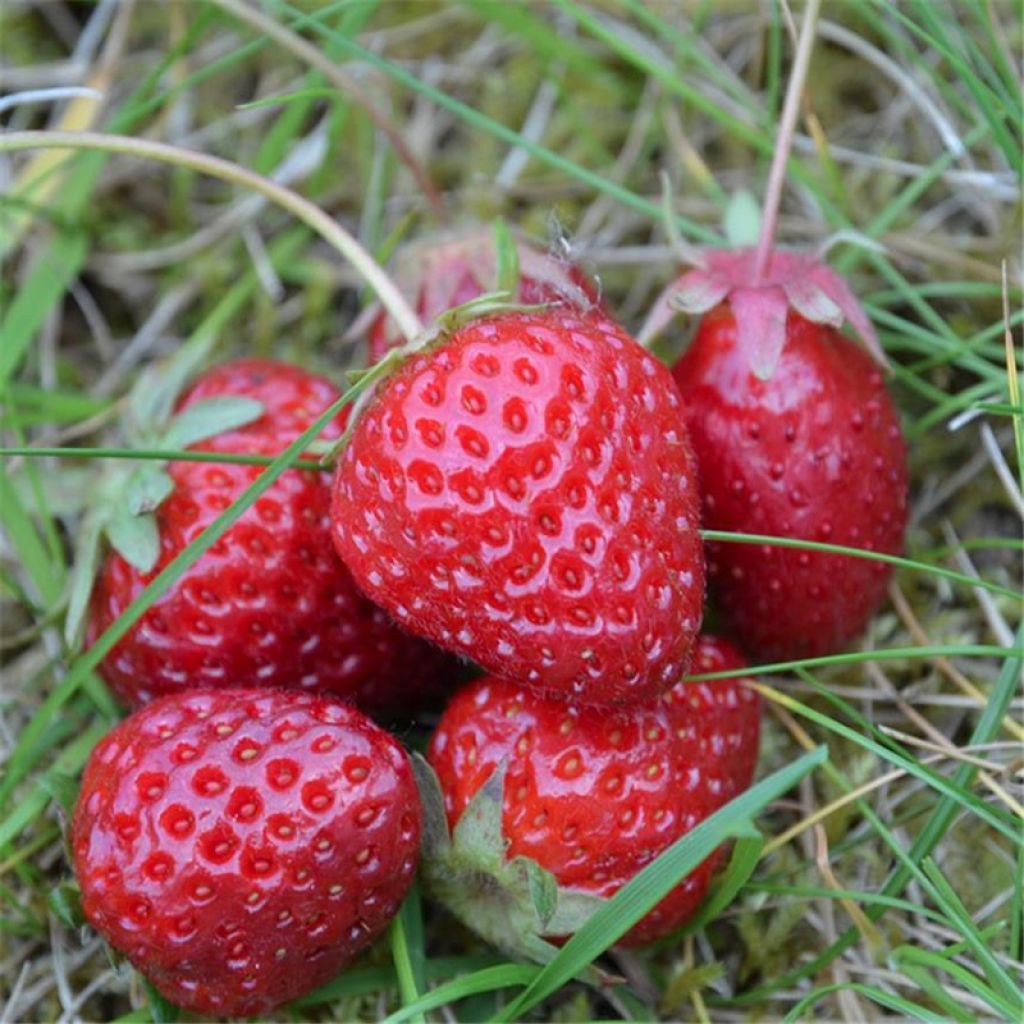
[421, 635, 760, 953]
[368, 228, 600, 361]
[90, 358, 457, 716]
[669, 254, 908, 660]
[331, 308, 705, 705]
[72, 689, 421, 1017]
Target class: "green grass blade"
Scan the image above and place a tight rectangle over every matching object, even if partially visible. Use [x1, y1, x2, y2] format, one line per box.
[783, 981, 952, 1023]
[383, 965, 541, 1024]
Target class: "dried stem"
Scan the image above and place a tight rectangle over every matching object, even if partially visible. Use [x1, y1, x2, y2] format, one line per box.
[752, 0, 824, 282]
[0, 130, 423, 342]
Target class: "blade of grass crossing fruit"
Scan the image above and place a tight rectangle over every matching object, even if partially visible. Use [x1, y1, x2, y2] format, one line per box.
[699, 528, 1020, 602]
[490, 746, 829, 1023]
[647, 827, 764, 954]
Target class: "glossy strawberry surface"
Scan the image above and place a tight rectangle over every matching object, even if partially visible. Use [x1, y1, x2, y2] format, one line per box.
[90, 359, 457, 716]
[672, 305, 908, 660]
[368, 229, 600, 361]
[332, 310, 705, 705]
[428, 635, 761, 945]
[72, 689, 421, 1017]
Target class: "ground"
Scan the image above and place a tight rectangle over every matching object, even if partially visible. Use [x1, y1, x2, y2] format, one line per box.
[0, 1, 1021, 1022]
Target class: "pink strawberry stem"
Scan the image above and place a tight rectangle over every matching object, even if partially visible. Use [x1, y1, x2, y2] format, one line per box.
[751, 0, 824, 284]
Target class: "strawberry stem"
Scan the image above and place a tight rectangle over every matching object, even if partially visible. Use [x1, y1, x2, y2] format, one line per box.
[751, 0, 824, 284]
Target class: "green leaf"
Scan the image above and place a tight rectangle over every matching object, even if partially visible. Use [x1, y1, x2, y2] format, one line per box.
[723, 189, 762, 246]
[143, 978, 179, 1024]
[452, 760, 508, 855]
[493, 219, 520, 296]
[161, 396, 264, 450]
[105, 509, 160, 574]
[543, 886, 608, 937]
[521, 856, 558, 929]
[48, 881, 85, 930]
[125, 467, 175, 516]
[411, 753, 451, 858]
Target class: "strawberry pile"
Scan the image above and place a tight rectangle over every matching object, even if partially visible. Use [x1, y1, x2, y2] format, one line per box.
[66, 227, 907, 1015]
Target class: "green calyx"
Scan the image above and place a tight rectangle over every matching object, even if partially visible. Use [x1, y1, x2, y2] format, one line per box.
[412, 755, 610, 973]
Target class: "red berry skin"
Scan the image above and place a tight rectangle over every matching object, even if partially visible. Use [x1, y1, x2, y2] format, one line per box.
[428, 636, 760, 946]
[332, 310, 705, 705]
[72, 689, 420, 1018]
[90, 359, 457, 716]
[368, 232, 600, 361]
[672, 306, 908, 661]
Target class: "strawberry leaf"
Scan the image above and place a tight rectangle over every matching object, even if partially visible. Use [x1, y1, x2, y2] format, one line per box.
[49, 881, 85, 930]
[724, 190, 762, 247]
[520, 855, 558, 928]
[162, 396, 264, 450]
[543, 887, 609, 938]
[105, 508, 160, 574]
[125, 466, 174, 516]
[143, 978, 180, 1023]
[451, 758, 507, 855]
[411, 753, 452, 858]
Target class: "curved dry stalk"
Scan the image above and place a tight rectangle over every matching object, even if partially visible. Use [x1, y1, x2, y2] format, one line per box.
[0, 130, 423, 342]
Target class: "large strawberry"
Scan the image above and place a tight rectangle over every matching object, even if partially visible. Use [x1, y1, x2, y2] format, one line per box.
[419, 635, 760, 957]
[367, 227, 599, 362]
[72, 688, 421, 1017]
[667, 250, 908, 660]
[331, 308, 705, 705]
[89, 358, 457, 716]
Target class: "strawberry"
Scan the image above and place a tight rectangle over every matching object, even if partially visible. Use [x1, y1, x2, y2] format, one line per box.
[368, 227, 600, 362]
[72, 688, 421, 1017]
[667, 250, 908, 661]
[89, 358, 457, 716]
[418, 635, 760, 956]
[331, 308, 705, 705]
